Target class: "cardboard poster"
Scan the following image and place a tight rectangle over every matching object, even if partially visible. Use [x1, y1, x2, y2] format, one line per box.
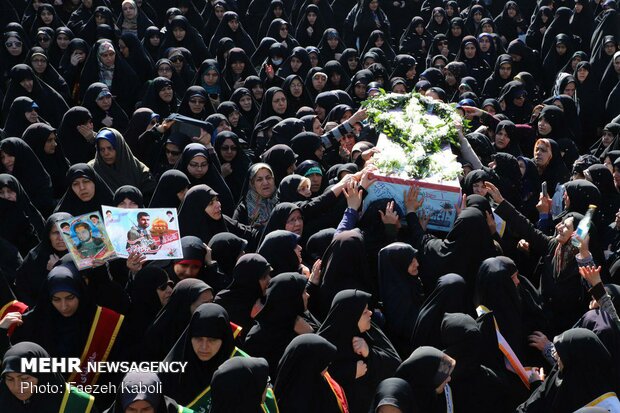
[102, 206, 182, 260]
[362, 175, 462, 232]
[57, 212, 116, 270]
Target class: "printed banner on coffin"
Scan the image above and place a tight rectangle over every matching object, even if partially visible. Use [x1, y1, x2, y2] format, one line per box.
[57, 212, 116, 270]
[102, 206, 182, 260]
[362, 175, 462, 232]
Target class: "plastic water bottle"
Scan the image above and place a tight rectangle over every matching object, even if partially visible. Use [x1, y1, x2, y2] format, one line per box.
[571, 205, 597, 248]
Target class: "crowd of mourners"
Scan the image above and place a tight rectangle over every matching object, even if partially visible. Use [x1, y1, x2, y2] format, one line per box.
[1, 0, 620, 412]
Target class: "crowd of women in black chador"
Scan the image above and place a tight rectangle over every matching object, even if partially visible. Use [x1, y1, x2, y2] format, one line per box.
[2, 0, 620, 412]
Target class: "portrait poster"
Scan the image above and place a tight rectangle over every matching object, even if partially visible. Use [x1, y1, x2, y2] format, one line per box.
[362, 175, 462, 232]
[102, 206, 183, 260]
[57, 212, 116, 270]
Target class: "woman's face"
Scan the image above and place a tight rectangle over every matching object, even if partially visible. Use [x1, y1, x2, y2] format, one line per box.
[433, 12, 444, 24]
[289, 78, 304, 98]
[1, 152, 15, 173]
[374, 36, 384, 48]
[499, 63, 511, 80]
[309, 52, 319, 67]
[187, 155, 209, 179]
[96, 95, 112, 111]
[407, 257, 419, 276]
[156, 281, 173, 305]
[214, 6, 225, 20]
[227, 18, 240, 32]
[158, 85, 174, 103]
[191, 337, 223, 361]
[415, 24, 424, 35]
[227, 110, 240, 127]
[0, 185, 17, 201]
[312, 118, 324, 135]
[52, 291, 79, 317]
[445, 70, 456, 86]
[472, 181, 488, 196]
[49, 226, 66, 251]
[604, 42, 617, 56]
[238, 94, 252, 111]
[481, 23, 493, 33]
[369, 0, 379, 10]
[231, 60, 245, 75]
[252, 84, 264, 100]
[602, 130, 615, 147]
[478, 36, 491, 52]
[290, 56, 302, 73]
[97, 139, 117, 165]
[117, 197, 139, 208]
[118, 39, 129, 58]
[99, 49, 115, 67]
[555, 216, 574, 244]
[122, 2, 137, 19]
[537, 117, 552, 136]
[464, 43, 476, 59]
[574, 3, 583, 13]
[576, 66, 588, 82]
[613, 166, 620, 188]
[165, 143, 181, 165]
[219, 138, 238, 162]
[555, 43, 567, 56]
[189, 290, 214, 312]
[329, 71, 341, 86]
[307, 11, 317, 24]
[95, 12, 106, 25]
[312, 74, 327, 91]
[451, 25, 462, 37]
[473, 11, 483, 22]
[507, 7, 517, 17]
[358, 304, 372, 333]
[4, 372, 38, 401]
[393, 83, 407, 94]
[44, 132, 58, 155]
[40, 9, 54, 24]
[157, 63, 173, 79]
[149, 34, 160, 47]
[173, 27, 186, 41]
[252, 168, 275, 198]
[614, 56, 620, 74]
[5, 36, 22, 57]
[534, 142, 552, 168]
[495, 128, 510, 149]
[30, 55, 47, 74]
[563, 81, 576, 97]
[285, 209, 304, 235]
[188, 95, 206, 114]
[71, 177, 96, 201]
[271, 91, 287, 115]
[205, 196, 222, 220]
[327, 37, 338, 49]
[203, 68, 219, 86]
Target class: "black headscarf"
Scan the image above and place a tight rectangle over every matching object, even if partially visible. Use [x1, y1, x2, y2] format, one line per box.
[517, 328, 615, 412]
[15, 212, 71, 307]
[209, 11, 256, 57]
[585, 164, 620, 227]
[175, 143, 235, 215]
[0, 137, 54, 216]
[113, 185, 144, 207]
[162, 303, 235, 405]
[149, 169, 191, 209]
[318, 289, 401, 413]
[210, 356, 269, 413]
[10, 265, 97, 358]
[257, 230, 301, 276]
[370, 377, 415, 413]
[22, 122, 70, 199]
[410, 273, 467, 351]
[0, 174, 45, 256]
[260, 144, 297, 186]
[178, 184, 227, 243]
[3, 64, 69, 128]
[214, 130, 251, 203]
[143, 278, 213, 361]
[395, 346, 452, 412]
[124, 266, 170, 358]
[54, 163, 114, 216]
[214, 253, 272, 338]
[56, 106, 95, 165]
[0, 342, 66, 413]
[81, 82, 129, 132]
[274, 334, 347, 413]
[243, 272, 308, 377]
[378, 242, 425, 356]
[2, 95, 45, 138]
